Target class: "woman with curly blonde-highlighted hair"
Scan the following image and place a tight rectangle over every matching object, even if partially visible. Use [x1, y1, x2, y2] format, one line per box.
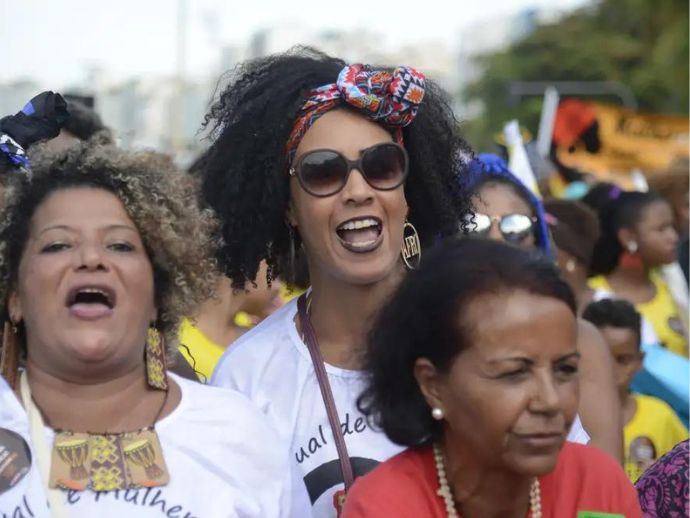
[0, 129, 309, 517]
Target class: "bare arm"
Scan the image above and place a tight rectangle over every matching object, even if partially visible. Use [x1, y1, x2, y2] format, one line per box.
[576, 319, 624, 463]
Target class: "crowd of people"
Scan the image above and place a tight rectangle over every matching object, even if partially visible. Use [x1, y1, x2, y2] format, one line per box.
[0, 46, 687, 518]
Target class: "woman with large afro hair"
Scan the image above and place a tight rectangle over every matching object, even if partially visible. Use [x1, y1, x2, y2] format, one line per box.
[200, 46, 473, 517]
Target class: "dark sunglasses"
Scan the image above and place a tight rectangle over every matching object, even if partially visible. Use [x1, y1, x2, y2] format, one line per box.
[289, 142, 409, 197]
[464, 212, 537, 243]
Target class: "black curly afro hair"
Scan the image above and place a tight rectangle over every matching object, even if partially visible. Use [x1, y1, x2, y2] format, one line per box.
[200, 46, 474, 288]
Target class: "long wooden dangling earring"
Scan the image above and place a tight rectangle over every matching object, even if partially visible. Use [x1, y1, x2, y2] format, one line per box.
[146, 326, 168, 390]
[1, 321, 20, 390]
[401, 220, 421, 270]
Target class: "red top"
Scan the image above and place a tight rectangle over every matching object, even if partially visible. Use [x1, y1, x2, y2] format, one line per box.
[342, 442, 642, 518]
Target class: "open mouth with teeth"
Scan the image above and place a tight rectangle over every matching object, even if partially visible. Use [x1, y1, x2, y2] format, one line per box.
[66, 286, 116, 319]
[335, 217, 383, 252]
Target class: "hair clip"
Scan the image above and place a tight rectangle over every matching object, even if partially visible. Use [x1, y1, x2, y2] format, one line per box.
[0, 132, 31, 177]
[608, 185, 622, 200]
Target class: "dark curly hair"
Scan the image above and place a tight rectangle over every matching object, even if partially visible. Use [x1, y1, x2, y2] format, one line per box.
[200, 46, 473, 288]
[582, 298, 641, 347]
[582, 185, 665, 275]
[357, 238, 576, 446]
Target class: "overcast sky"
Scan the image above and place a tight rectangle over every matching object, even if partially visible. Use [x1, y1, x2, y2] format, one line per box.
[2, 0, 587, 88]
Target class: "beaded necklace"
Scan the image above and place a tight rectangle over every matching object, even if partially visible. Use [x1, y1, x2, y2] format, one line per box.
[432, 443, 542, 518]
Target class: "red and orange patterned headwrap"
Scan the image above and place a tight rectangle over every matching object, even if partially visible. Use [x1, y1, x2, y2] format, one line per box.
[286, 64, 426, 164]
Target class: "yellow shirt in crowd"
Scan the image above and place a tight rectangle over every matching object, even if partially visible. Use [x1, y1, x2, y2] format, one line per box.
[177, 285, 304, 382]
[624, 394, 688, 482]
[589, 271, 688, 357]
[178, 319, 225, 382]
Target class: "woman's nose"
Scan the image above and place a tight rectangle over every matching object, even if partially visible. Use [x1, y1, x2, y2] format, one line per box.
[76, 243, 108, 271]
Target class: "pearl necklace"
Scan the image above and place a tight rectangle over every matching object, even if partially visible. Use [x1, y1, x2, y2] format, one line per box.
[433, 443, 542, 518]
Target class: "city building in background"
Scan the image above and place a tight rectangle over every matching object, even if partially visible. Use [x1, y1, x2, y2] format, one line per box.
[0, 7, 568, 164]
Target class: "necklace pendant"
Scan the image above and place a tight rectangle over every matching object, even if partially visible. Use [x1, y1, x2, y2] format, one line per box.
[50, 428, 169, 491]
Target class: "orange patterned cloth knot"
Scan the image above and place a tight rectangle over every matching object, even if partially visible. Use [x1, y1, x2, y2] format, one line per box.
[286, 64, 426, 164]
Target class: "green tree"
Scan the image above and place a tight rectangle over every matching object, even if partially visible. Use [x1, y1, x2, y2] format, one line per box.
[463, 0, 689, 151]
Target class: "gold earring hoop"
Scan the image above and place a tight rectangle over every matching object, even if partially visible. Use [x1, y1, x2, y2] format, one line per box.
[0, 321, 19, 390]
[146, 326, 168, 391]
[401, 220, 421, 270]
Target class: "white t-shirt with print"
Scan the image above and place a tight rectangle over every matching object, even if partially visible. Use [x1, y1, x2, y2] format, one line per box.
[0, 375, 51, 518]
[211, 300, 406, 518]
[211, 299, 590, 518]
[2, 373, 311, 518]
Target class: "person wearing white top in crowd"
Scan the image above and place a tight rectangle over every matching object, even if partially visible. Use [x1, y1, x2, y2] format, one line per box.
[200, 47, 474, 517]
[0, 126, 307, 517]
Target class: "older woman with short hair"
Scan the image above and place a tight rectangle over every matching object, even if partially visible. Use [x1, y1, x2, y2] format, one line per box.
[344, 238, 641, 518]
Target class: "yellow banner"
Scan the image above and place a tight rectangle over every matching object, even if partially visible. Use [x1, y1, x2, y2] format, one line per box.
[555, 102, 689, 187]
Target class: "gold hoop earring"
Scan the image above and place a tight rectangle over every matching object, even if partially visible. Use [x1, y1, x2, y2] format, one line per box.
[401, 220, 421, 270]
[146, 326, 168, 390]
[1, 321, 20, 390]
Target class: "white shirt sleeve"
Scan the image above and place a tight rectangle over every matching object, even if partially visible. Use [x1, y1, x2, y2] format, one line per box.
[566, 414, 590, 444]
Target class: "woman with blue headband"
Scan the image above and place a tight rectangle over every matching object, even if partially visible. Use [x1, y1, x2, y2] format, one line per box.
[463, 154, 623, 463]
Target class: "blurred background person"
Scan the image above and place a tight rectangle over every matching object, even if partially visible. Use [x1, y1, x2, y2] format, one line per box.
[635, 439, 689, 518]
[545, 198, 666, 345]
[584, 185, 688, 357]
[346, 239, 641, 517]
[543, 198, 600, 313]
[583, 299, 688, 482]
[648, 157, 689, 284]
[177, 158, 288, 382]
[178, 261, 284, 382]
[465, 154, 622, 462]
[463, 153, 550, 251]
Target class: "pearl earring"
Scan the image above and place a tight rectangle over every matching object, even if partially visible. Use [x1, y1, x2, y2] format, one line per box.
[627, 241, 639, 254]
[565, 258, 576, 272]
[431, 407, 444, 420]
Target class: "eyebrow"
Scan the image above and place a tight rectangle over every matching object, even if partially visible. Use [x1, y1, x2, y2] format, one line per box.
[38, 224, 138, 236]
[555, 352, 581, 362]
[486, 351, 581, 365]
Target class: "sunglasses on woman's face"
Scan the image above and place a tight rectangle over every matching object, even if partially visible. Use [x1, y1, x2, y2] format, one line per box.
[464, 212, 537, 243]
[289, 142, 409, 197]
